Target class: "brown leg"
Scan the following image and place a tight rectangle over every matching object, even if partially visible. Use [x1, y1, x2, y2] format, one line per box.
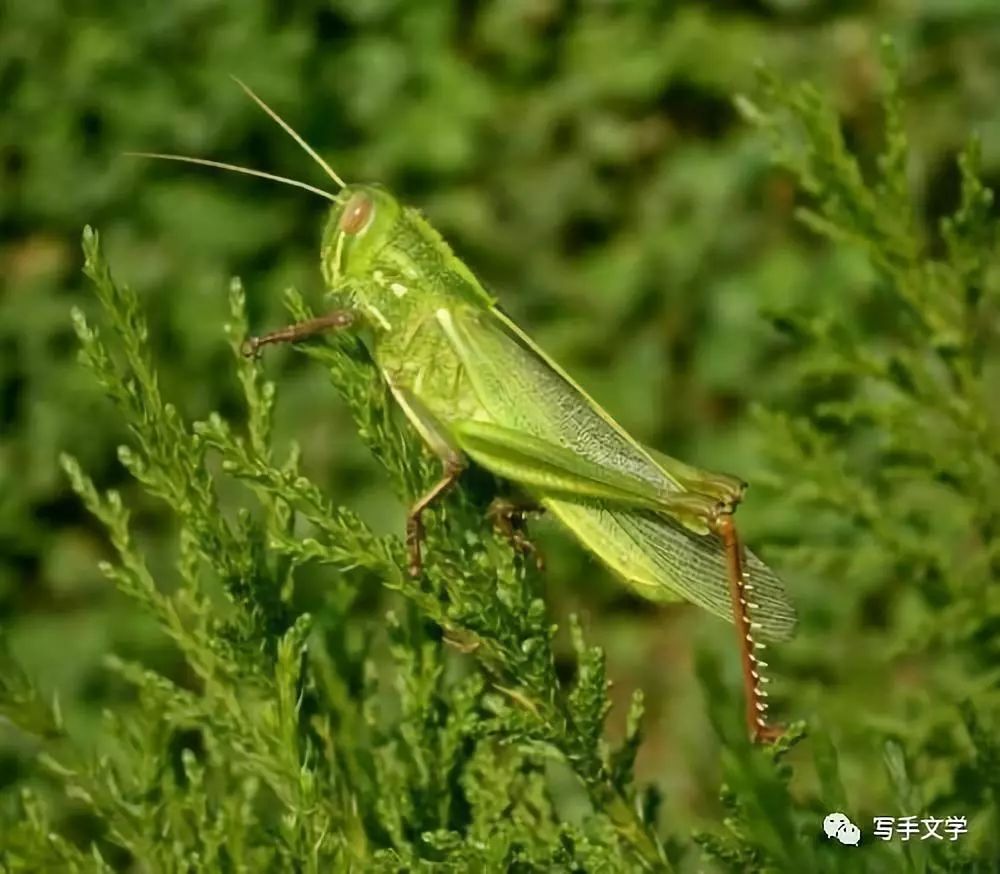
[487, 498, 546, 570]
[406, 457, 465, 576]
[713, 513, 784, 744]
[242, 310, 356, 357]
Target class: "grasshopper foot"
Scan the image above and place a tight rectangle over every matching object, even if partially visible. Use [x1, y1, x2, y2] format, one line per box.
[753, 722, 787, 745]
[405, 515, 424, 577]
[241, 336, 263, 359]
[443, 630, 481, 653]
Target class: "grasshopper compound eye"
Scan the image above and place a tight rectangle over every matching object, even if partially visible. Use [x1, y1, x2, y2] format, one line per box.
[340, 192, 374, 235]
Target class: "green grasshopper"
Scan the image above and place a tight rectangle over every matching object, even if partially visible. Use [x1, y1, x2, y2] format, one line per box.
[135, 81, 796, 743]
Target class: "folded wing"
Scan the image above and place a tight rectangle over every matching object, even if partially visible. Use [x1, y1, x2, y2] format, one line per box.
[435, 304, 797, 641]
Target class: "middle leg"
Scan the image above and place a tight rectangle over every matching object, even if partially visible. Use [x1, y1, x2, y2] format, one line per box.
[487, 497, 546, 570]
[406, 455, 466, 577]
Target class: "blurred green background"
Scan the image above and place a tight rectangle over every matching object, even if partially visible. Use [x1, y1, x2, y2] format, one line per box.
[3, 0, 1000, 866]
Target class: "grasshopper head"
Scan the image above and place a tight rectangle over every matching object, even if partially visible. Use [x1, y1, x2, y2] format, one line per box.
[321, 184, 401, 289]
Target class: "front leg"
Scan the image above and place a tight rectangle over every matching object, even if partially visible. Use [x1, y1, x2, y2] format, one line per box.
[242, 309, 356, 357]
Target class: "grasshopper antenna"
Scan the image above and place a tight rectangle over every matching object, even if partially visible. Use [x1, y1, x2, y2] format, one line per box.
[231, 76, 346, 189]
[122, 153, 339, 202]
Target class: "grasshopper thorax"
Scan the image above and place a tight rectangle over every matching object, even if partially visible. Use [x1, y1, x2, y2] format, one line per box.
[321, 184, 402, 289]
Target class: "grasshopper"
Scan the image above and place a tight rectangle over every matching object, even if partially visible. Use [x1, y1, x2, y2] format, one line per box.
[134, 81, 796, 743]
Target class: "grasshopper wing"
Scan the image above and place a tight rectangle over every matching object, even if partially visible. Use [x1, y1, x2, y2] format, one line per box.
[434, 306, 682, 495]
[435, 304, 796, 640]
[544, 499, 796, 641]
